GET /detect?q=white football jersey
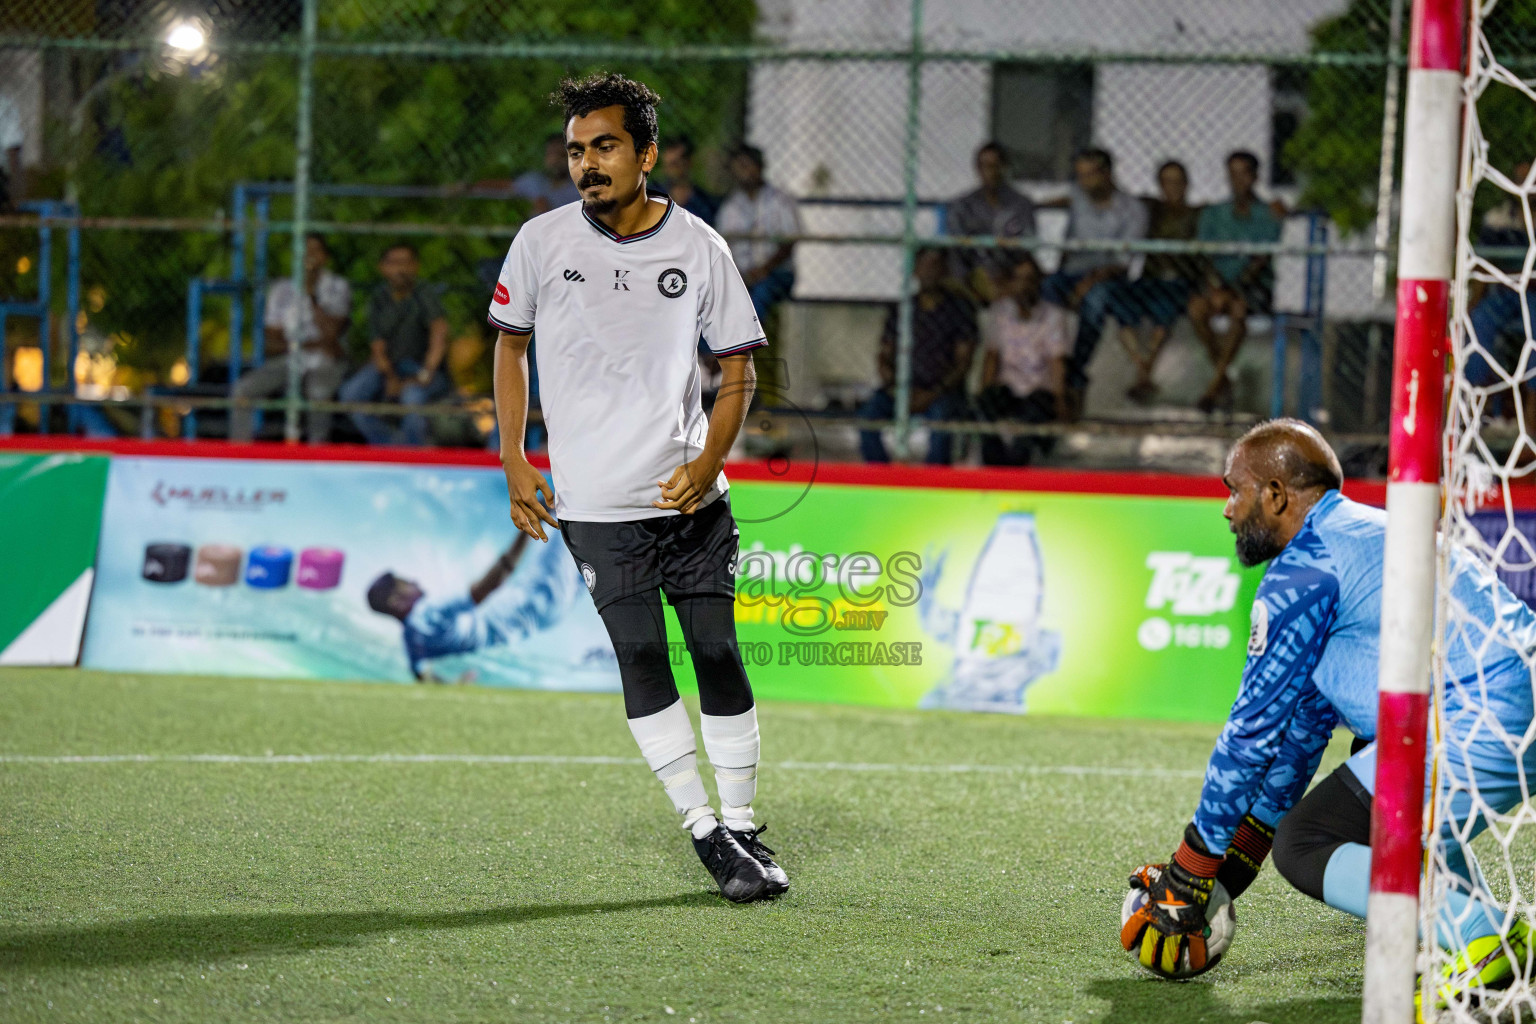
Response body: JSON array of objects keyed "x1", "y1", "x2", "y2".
[{"x1": 489, "y1": 192, "x2": 767, "y2": 522}]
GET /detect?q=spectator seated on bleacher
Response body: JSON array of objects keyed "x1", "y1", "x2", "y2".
[
  {"x1": 338, "y1": 242, "x2": 452, "y2": 447},
  {"x1": 655, "y1": 134, "x2": 720, "y2": 226},
  {"x1": 858, "y1": 248, "x2": 977, "y2": 465},
  {"x1": 1119, "y1": 160, "x2": 1202, "y2": 404},
  {"x1": 1039, "y1": 147, "x2": 1147, "y2": 418},
  {"x1": 510, "y1": 133, "x2": 582, "y2": 215},
  {"x1": 1187, "y1": 150, "x2": 1285, "y2": 415},
  {"x1": 229, "y1": 233, "x2": 351, "y2": 444},
  {"x1": 717, "y1": 144, "x2": 800, "y2": 326},
  {"x1": 946, "y1": 141, "x2": 1036, "y2": 304},
  {"x1": 975, "y1": 254, "x2": 1069, "y2": 467},
  {"x1": 1465, "y1": 157, "x2": 1534, "y2": 417}
]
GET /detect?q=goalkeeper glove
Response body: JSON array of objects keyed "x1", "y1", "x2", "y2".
[
  {"x1": 1120, "y1": 823, "x2": 1223, "y2": 975},
  {"x1": 1215, "y1": 813, "x2": 1275, "y2": 901}
]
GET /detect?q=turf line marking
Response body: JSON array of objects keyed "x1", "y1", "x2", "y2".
[{"x1": 0, "y1": 753, "x2": 1202, "y2": 778}]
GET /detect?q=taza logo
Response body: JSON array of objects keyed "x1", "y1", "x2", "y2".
[{"x1": 1143, "y1": 552, "x2": 1240, "y2": 616}]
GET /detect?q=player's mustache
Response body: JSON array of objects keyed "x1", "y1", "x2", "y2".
[{"x1": 579, "y1": 172, "x2": 610, "y2": 189}]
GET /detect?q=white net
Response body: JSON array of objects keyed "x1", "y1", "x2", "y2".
[{"x1": 1428, "y1": 0, "x2": 1536, "y2": 1019}]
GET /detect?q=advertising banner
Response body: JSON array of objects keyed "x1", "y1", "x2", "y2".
[
  {"x1": 723, "y1": 480, "x2": 1261, "y2": 721},
  {"x1": 83, "y1": 455, "x2": 1263, "y2": 721},
  {"x1": 83, "y1": 456, "x2": 620, "y2": 691},
  {"x1": 0, "y1": 453, "x2": 110, "y2": 666}
]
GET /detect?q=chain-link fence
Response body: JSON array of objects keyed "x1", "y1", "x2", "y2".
[{"x1": 2, "y1": 0, "x2": 1529, "y2": 466}]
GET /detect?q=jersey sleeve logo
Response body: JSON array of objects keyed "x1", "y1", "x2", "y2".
[
  {"x1": 1247, "y1": 599, "x2": 1269, "y2": 657},
  {"x1": 493, "y1": 282, "x2": 510, "y2": 304},
  {"x1": 658, "y1": 268, "x2": 688, "y2": 298}
]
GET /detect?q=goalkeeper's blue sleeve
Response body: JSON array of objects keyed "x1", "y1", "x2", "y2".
[
  {"x1": 1248, "y1": 681, "x2": 1340, "y2": 830},
  {"x1": 1193, "y1": 531, "x2": 1341, "y2": 852}
]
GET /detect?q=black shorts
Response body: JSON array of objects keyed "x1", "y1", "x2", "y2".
[{"x1": 559, "y1": 494, "x2": 740, "y2": 612}]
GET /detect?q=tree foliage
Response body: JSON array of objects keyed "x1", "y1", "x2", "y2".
[
  {"x1": 72, "y1": 0, "x2": 756, "y2": 372},
  {"x1": 1287, "y1": 0, "x2": 1536, "y2": 235}
]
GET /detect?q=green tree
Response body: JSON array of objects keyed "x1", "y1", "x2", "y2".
[
  {"x1": 71, "y1": 0, "x2": 755, "y2": 373},
  {"x1": 1287, "y1": 0, "x2": 1536, "y2": 235}
]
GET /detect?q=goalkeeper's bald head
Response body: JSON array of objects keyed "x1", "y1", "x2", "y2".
[
  {"x1": 1234, "y1": 418, "x2": 1344, "y2": 496},
  {"x1": 1223, "y1": 418, "x2": 1344, "y2": 567}
]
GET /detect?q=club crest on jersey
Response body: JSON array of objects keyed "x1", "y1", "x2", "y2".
[
  {"x1": 658, "y1": 268, "x2": 688, "y2": 298},
  {"x1": 580, "y1": 562, "x2": 597, "y2": 593},
  {"x1": 1248, "y1": 599, "x2": 1269, "y2": 657}
]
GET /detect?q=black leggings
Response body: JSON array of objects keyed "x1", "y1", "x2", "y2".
[
  {"x1": 598, "y1": 591, "x2": 754, "y2": 720},
  {"x1": 1271, "y1": 763, "x2": 1373, "y2": 902}
]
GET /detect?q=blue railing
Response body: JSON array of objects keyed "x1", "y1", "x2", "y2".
[{"x1": 0, "y1": 200, "x2": 82, "y2": 436}]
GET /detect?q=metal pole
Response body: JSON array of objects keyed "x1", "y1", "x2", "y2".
[
  {"x1": 36, "y1": 209, "x2": 52, "y2": 435},
  {"x1": 891, "y1": 0, "x2": 924, "y2": 460},
  {"x1": 1372, "y1": 0, "x2": 1409, "y2": 304},
  {"x1": 285, "y1": 0, "x2": 318, "y2": 443},
  {"x1": 65, "y1": 209, "x2": 81, "y2": 433},
  {"x1": 1361, "y1": 1, "x2": 1463, "y2": 1022}
]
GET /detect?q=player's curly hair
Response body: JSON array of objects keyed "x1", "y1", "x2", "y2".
[{"x1": 551, "y1": 73, "x2": 662, "y2": 154}]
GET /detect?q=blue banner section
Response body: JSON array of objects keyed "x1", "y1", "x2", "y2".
[
  {"x1": 83, "y1": 457, "x2": 621, "y2": 689},
  {"x1": 1469, "y1": 511, "x2": 1536, "y2": 610}
]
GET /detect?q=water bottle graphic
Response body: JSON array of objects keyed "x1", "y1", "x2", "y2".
[{"x1": 918, "y1": 512, "x2": 1061, "y2": 712}]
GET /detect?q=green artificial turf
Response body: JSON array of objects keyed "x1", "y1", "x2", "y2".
[{"x1": 0, "y1": 669, "x2": 1363, "y2": 1023}]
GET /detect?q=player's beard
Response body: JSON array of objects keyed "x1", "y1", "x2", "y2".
[
  {"x1": 579, "y1": 171, "x2": 618, "y2": 215},
  {"x1": 1233, "y1": 507, "x2": 1285, "y2": 567}
]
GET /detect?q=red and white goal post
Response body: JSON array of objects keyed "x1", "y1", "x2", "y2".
[{"x1": 1365, "y1": 0, "x2": 1536, "y2": 1020}]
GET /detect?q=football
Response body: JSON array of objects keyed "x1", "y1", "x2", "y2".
[{"x1": 1120, "y1": 871, "x2": 1236, "y2": 979}]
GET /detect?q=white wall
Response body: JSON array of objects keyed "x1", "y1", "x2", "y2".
[{"x1": 744, "y1": 0, "x2": 1376, "y2": 312}]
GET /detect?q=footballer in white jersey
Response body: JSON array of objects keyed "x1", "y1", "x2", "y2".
[{"x1": 488, "y1": 73, "x2": 785, "y2": 904}]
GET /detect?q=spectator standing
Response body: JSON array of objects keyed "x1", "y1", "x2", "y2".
[
  {"x1": 510, "y1": 133, "x2": 582, "y2": 215},
  {"x1": 716, "y1": 144, "x2": 800, "y2": 325},
  {"x1": 230, "y1": 234, "x2": 351, "y2": 443},
  {"x1": 1188, "y1": 150, "x2": 1284, "y2": 413},
  {"x1": 656, "y1": 135, "x2": 719, "y2": 225},
  {"x1": 338, "y1": 242, "x2": 452, "y2": 446},
  {"x1": 946, "y1": 141, "x2": 1036, "y2": 302},
  {"x1": 975, "y1": 254, "x2": 1070, "y2": 466},
  {"x1": 1119, "y1": 160, "x2": 1202, "y2": 402},
  {"x1": 1040, "y1": 147, "x2": 1147, "y2": 413},
  {"x1": 858, "y1": 248, "x2": 976, "y2": 465}
]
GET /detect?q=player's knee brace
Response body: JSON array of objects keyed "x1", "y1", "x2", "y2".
[
  {"x1": 702, "y1": 706, "x2": 759, "y2": 820},
  {"x1": 674, "y1": 595, "x2": 753, "y2": 717},
  {"x1": 1271, "y1": 767, "x2": 1372, "y2": 903},
  {"x1": 598, "y1": 593, "x2": 679, "y2": 719}
]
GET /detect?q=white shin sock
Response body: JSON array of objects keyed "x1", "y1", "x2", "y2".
[
  {"x1": 628, "y1": 700, "x2": 717, "y2": 838},
  {"x1": 701, "y1": 706, "x2": 759, "y2": 832}
]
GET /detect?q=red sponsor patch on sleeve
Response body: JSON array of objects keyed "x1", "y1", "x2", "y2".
[{"x1": 493, "y1": 282, "x2": 510, "y2": 305}]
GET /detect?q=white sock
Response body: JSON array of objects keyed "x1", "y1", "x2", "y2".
[
  {"x1": 628, "y1": 700, "x2": 717, "y2": 835},
  {"x1": 701, "y1": 706, "x2": 759, "y2": 832}
]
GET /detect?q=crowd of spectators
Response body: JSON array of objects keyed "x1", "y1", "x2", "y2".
[
  {"x1": 225, "y1": 239, "x2": 450, "y2": 446},
  {"x1": 207, "y1": 140, "x2": 1533, "y2": 462},
  {"x1": 215, "y1": 135, "x2": 806, "y2": 449},
  {"x1": 7, "y1": 124, "x2": 1310, "y2": 457},
  {"x1": 846, "y1": 142, "x2": 1291, "y2": 465}
]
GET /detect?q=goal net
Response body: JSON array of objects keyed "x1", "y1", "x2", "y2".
[{"x1": 1428, "y1": 0, "x2": 1536, "y2": 1018}]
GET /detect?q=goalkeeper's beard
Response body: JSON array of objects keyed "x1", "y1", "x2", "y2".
[{"x1": 1233, "y1": 508, "x2": 1285, "y2": 567}]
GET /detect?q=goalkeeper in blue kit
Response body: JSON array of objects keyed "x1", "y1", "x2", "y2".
[{"x1": 1120, "y1": 419, "x2": 1536, "y2": 1010}]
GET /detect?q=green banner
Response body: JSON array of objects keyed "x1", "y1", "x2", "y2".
[
  {"x1": 680, "y1": 480, "x2": 1262, "y2": 722},
  {"x1": 0, "y1": 453, "x2": 110, "y2": 666}
]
